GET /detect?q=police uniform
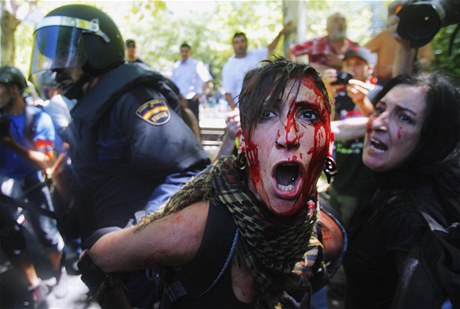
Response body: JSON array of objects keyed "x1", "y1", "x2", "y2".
[{"x1": 67, "y1": 63, "x2": 210, "y2": 241}]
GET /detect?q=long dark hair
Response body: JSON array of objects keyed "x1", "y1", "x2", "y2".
[{"x1": 373, "y1": 72, "x2": 460, "y2": 222}]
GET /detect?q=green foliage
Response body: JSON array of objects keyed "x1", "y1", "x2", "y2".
[
  {"x1": 17, "y1": 0, "x2": 445, "y2": 92},
  {"x1": 430, "y1": 25, "x2": 460, "y2": 80},
  {"x1": 123, "y1": 0, "x2": 285, "y2": 87}
]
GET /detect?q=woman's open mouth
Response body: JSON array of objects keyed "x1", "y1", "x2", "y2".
[
  {"x1": 369, "y1": 137, "x2": 388, "y2": 153},
  {"x1": 273, "y1": 162, "x2": 303, "y2": 198}
]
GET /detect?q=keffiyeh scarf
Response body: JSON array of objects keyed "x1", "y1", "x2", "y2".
[{"x1": 138, "y1": 157, "x2": 322, "y2": 308}]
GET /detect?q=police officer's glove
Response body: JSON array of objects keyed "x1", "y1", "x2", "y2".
[
  {"x1": 78, "y1": 227, "x2": 122, "y2": 297},
  {"x1": 78, "y1": 251, "x2": 107, "y2": 297}
]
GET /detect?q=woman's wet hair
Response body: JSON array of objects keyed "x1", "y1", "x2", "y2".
[
  {"x1": 373, "y1": 72, "x2": 460, "y2": 167},
  {"x1": 238, "y1": 57, "x2": 331, "y2": 140}
]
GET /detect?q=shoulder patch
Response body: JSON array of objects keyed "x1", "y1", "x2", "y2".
[{"x1": 136, "y1": 99, "x2": 171, "y2": 126}]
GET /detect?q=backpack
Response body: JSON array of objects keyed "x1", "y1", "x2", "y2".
[{"x1": 416, "y1": 210, "x2": 460, "y2": 307}]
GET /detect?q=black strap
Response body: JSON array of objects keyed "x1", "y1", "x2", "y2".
[
  {"x1": 160, "y1": 202, "x2": 238, "y2": 307},
  {"x1": 0, "y1": 191, "x2": 56, "y2": 219},
  {"x1": 417, "y1": 209, "x2": 460, "y2": 307}
]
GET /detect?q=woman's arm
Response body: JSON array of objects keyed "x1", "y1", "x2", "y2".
[
  {"x1": 88, "y1": 201, "x2": 210, "y2": 273},
  {"x1": 331, "y1": 117, "x2": 368, "y2": 142}
]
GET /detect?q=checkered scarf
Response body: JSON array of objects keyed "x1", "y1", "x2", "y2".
[{"x1": 138, "y1": 157, "x2": 322, "y2": 308}]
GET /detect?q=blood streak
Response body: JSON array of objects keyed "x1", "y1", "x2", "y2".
[
  {"x1": 397, "y1": 127, "x2": 402, "y2": 139},
  {"x1": 366, "y1": 119, "x2": 373, "y2": 134},
  {"x1": 302, "y1": 122, "x2": 331, "y2": 199},
  {"x1": 302, "y1": 76, "x2": 322, "y2": 98},
  {"x1": 244, "y1": 129, "x2": 261, "y2": 184},
  {"x1": 285, "y1": 104, "x2": 299, "y2": 147}
]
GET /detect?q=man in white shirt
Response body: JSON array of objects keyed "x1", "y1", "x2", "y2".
[
  {"x1": 172, "y1": 43, "x2": 212, "y2": 122},
  {"x1": 222, "y1": 23, "x2": 291, "y2": 109}
]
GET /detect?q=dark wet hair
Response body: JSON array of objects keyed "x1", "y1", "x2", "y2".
[{"x1": 238, "y1": 57, "x2": 331, "y2": 140}]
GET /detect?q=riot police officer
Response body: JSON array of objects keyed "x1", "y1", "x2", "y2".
[
  {"x1": 30, "y1": 4, "x2": 210, "y2": 241},
  {"x1": 29, "y1": 4, "x2": 210, "y2": 307}
]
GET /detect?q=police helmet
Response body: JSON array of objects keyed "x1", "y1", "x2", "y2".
[
  {"x1": 0, "y1": 66, "x2": 28, "y2": 93},
  {"x1": 29, "y1": 4, "x2": 125, "y2": 78}
]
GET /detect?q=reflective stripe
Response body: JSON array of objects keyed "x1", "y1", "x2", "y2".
[{"x1": 35, "y1": 16, "x2": 110, "y2": 43}]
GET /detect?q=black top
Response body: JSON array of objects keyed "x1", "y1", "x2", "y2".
[
  {"x1": 67, "y1": 63, "x2": 210, "y2": 240},
  {"x1": 164, "y1": 199, "x2": 252, "y2": 309},
  {"x1": 344, "y1": 198, "x2": 424, "y2": 308},
  {"x1": 330, "y1": 92, "x2": 374, "y2": 197},
  {"x1": 344, "y1": 185, "x2": 448, "y2": 308}
]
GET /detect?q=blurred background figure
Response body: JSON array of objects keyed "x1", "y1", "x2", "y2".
[
  {"x1": 365, "y1": 29, "x2": 434, "y2": 86},
  {"x1": 222, "y1": 22, "x2": 291, "y2": 109},
  {"x1": 289, "y1": 12, "x2": 358, "y2": 74},
  {"x1": 171, "y1": 42, "x2": 213, "y2": 123},
  {"x1": 125, "y1": 38, "x2": 147, "y2": 65},
  {"x1": 0, "y1": 65, "x2": 67, "y2": 307}
]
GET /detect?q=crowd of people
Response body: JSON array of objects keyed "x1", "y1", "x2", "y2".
[{"x1": 0, "y1": 1, "x2": 459, "y2": 308}]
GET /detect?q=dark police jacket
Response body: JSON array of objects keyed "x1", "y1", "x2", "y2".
[{"x1": 66, "y1": 63, "x2": 210, "y2": 240}]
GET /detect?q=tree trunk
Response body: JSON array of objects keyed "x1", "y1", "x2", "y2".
[
  {"x1": 282, "y1": 0, "x2": 307, "y2": 62},
  {"x1": 1, "y1": 8, "x2": 20, "y2": 66}
]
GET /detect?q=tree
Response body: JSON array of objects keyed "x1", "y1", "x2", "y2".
[
  {"x1": 430, "y1": 25, "x2": 460, "y2": 79},
  {"x1": 0, "y1": 0, "x2": 37, "y2": 66}
]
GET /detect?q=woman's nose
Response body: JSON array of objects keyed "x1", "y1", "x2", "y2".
[
  {"x1": 371, "y1": 112, "x2": 388, "y2": 132},
  {"x1": 276, "y1": 122, "x2": 300, "y2": 149}
]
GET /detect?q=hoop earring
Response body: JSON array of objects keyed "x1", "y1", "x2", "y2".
[
  {"x1": 323, "y1": 157, "x2": 337, "y2": 184},
  {"x1": 235, "y1": 152, "x2": 248, "y2": 171}
]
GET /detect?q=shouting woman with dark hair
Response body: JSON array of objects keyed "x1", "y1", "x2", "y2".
[
  {"x1": 344, "y1": 72, "x2": 460, "y2": 308},
  {"x1": 77, "y1": 58, "x2": 345, "y2": 308}
]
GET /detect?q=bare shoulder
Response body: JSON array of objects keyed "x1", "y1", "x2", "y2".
[{"x1": 318, "y1": 210, "x2": 344, "y2": 263}]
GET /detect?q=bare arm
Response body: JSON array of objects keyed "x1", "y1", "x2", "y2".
[
  {"x1": 88, "y1": 201, "x2": 210, "y2": 273},
  {"x1": 267, "y1": 21, "x2": 293, "y2": 56},
  {"x1": 387, "y1": 0, "x2": 417, "y2": 76},
  {"x1": 331, "y1": 117, "x2": 368, "y2": 142},
  {"x1": 225, "y1": 93, "x2": 237, "y2": 110},
  {"x1": 1, "y1": 135, "x2": 54, "y2": 171},
  {"x1": 215, "y1": 109, "x2": 240, "y2": 161}
]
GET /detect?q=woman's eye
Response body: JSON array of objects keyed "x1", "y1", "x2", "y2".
[
  {"x1": 398, "y1": 113, "x2": 413, "y2": 124},
  {"x1": 259, "y1": 110, "x2": 276, "y2": 120},
  {"x1": 299, "y1": 109, "x2": 318, "y2": 121}
]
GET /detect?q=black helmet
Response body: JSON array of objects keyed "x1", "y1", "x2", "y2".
[
  {"x1": 0, "y1": 65, "x2": 28, "y2": 93},
  {"x1": 29, "y1": 4, "x2": 125, "y2": 77}
]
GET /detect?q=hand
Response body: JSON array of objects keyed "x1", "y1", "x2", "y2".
[
  {"x1": 347, "y1": 79, "x2": 372, "y2": 102},
  {"x1": 322, "y1": 69, "x2": 341, "y2": 101},
  {"x1": 347, "y1": 79, "x2": 375, "y2": 116},
  {"x1": 225, "y1": 108, "x2": 241, "y2": 140},
  {"x1": 322, "y1": 69, "x2": 338, "y2": 86},
  {"x1": 281, "y1": 20, "x2": 293, "y2": 35},
  {"x1": 387, "y1": 0, "x2": 410, "y2": 47}
]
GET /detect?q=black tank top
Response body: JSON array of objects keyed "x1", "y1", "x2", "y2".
[{"x1": 163, "y1": 200, "x2": 253, "y2": 308}]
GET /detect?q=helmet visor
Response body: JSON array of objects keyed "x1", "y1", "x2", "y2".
[{"x1": 29, "y1": 25, "x2": 87, "y2": 76}]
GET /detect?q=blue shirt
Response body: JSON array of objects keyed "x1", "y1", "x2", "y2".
[{"x1": 0, "y1": 106, "x2": 55, "y2": 180}]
